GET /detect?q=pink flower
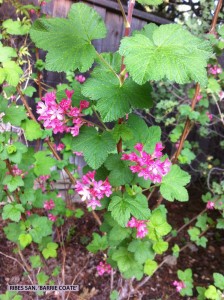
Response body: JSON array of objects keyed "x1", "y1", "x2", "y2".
[
  {"x1": 65, "y1": 89, "x2": 74, "y2": 100},
  {"x1": 208, "y1": 65, "x2": 222, "y2": 75},
  {"x1": 59, "y1": 99, "x2": 71, "y2": 111},
  {"x1": 206, "y1": 201, "x2": 215, "y2": 209},
  {"x1": 11, "y1": 165, "x2": 23, "y2": 176},
  {"x1": 29, "y1": 9, "x2": 36, "y2": 14},
  {"x1": 75, "y1": 171, "x2": 112, "y2": 210},
  {"x1": 206, "y1": 112, "x2": 213, "y2": 121},
  {"x1": 96, "y1": 262, "x2": 112, "y2": 276},
  {"x1": 219, "y1": 91, "x2": 224, "y2": 101},
  {"x1": 127, "y1": 217, "x2": 148, "y2": 239},
  {"x1": 173, "y1": 280, "x2": 186, "y2": 292},
  {"x1": 73, "y1": 151, "x2": 83, "y2": 156},
  {"x1": 44, "y1": 199, "x2": 55, "y2": 210},
  {"x1": 80, "y1": 100, "x2": 89, "y2": 110},
  {"x1": 122, "y1": 142, "x2": 171, "y2": 184},
  {"x1": 26, "y1": 211, "x2": 31, "y2": 216},
  {"x1": 48, "y1": 214, "x2": 57, "y2": 222},
  {"x1": 56, "y1": 143, "x2": 65, "y2": 151},
  {"x1": 196, "y1": 93, "x2": 203, "y2": 102},
  {"x1": 75, "y1": 75, "x2": 86, "y2": 83},
  {"x1": 40, "y1": 1, "x2": 46, "y2": 6}
]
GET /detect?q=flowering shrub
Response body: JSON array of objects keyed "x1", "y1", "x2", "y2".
[{"x1": 0, "y1": 0, "x2": 224, "y2": 299}]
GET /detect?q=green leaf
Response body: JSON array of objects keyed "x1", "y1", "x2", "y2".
[
  {"x1": 23, "y1": 86, "x2": 36, "y2": 97},
  {"x1": 21, "y1": 120, "x2": 42, "y2": 141},
  {"x1": 144, "y1": 259, "x2": 158, "y2": 276},
  {"x1": 178, "y1": 268, "x2": 193, "y2": 282},
  {"x1": 204, "y1": 285, "x2": 219, "y2": 300},
  {"x1": 29, "y1": 216, "x2": 52, "y2": 243},
  {"x1": 30, "y1": 3, "x2": 107, "y2": 72},
  {"x1": 33, "y1": 151, "x2": 56, "y2": 176},
  {"x1": 137, "y1": 0, "x2": 163, "y2": 5},
  {"x1": 112, "y1": 123, "x2": 133, "y2": 143},
  {"x1": 160, "y1": 165, "x2": 191, "y2": 202},
  {"x1": 4, "y1": 222, "x2": 24, "y2": 243},
  {"x1": 110, "y1": 290, "x2": 119, "y2": 300},
  {"x1": 71, "y1": 127, "x2": 116, "y2": 169},
  {"x1": 18, "y1": 233, "x2": 32, "y2": 248},
  {"x1": 2, "y1": 203, "x2": 24, "y2": 222},
  {"x1": 2, "y1": 19, "x2": 30, "y2": 35},
  {"x1": 20, "y1": 188, "x2": 36, "y2": 205},
  {"x1": 196, "y1": 214, "x2": 208, "y2": 231},
  {"x1": 196, "y1": 287, "x2": 206, "y2": 300},
  {"x1": 108, "y1": 225, "x2": 132, "y2": 246},
  {"x1": 148, "y1": 209, "x2": 171, "y2": 240},
  {"x1": 128, "y1": 240, "x2": 154, "y2": 264},
  {"x1": 125, "y1": 114, "x2": 149, "y2": 148},
  {"x1": 144, "y1": 126, "x2": 161, "y2": 154},
  {"x1": 104, "y1": 154, "x2": 134, "y2": 186},
  {"x1": 0, "y1": 61, "x2": 23, "y2": 86},
  {"x1": 2, "y1": 103, "x2": 27, "y2": 126},
  {"x1": 42, "y1": 242, "x2": 58, "y2": 259},
  {"x1": 86, "y1": 233, "x2": 108, "y2": 253},
  {"x1": 119, "y1": 23, "x2": 212, "y2": 86},
  {"x1": 152, "y1": 240, "x2": 168, "y2": 254},
  {"x1": 37, "y1": 272, "x2": 49, "y2": 285},
  {"x1": 213, "y1": 273, "x2": 224, "y2": 290},
  {"x1": 3, "y1": 175, "x2": 24, "y2": 192},
  {"x1": 108, "y1": 193, "x2": 150, "y2": 227},
  {"x1": 29, "y1": 255, "x2": 43, "y2": 268},
  {"x1": 82, "y1": 63, "x2": 152, "y2": 122},
  {"x1": 112, "y1": 247, "x2": 136, "y2": 273},
  {"x1": 0, "y1": 44, "x2": 17, "y2": 62},
  {"x1": 216, "y1": 219, "x2": 224, "y2": 229},
  {"x1": 188, "y1": 227, "x2": 200, "y2": 242}
]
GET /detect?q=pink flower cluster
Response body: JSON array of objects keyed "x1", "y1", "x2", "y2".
[
  {"x1": 43, "y1": 199, "x2": 57, "y2": 222},
  {"x1": 206, "y1": 201, "x2": 215, "y2": 210},
  {"x1": 11, "y1": 165, "x2": 23, "y2": 176},
  {"x1": 96, "y1": 262, "x2": 112, "y2": 276},
  {"x1": 36, "y1": 90, "x2": 89, "y2": 136},
  {"x1": 44, "y1": 199, "x2": 55, "y2": 210},
  {"x1": 127, "y1": 217, "x2": 148, "y2": 238},
  {"x1": 37, "y1": 175, "x2": 50, "y2": 192},
  {"x1": 75, "y1": 75, "x2": 86, "y2": 83},
  {"x1": 75, "y1": 171, "x2": 112, "y2": 210},
  {"x1": 121, "y1": 143, "x2": 171, "y2": 184},
  {"x1": 54, "y1": 143, "x2": 65, "y2": 151},
  {"x1": 173, "y1": 280, "x2": 186, "y2": 292},
  {"x1": 208, "y1": 64, "x2": 222, "y2": 75}
]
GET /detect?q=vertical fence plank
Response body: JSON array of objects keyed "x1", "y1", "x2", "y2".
[{"x1": 102, "y1": 11, "x2": 124, "y2": 52}]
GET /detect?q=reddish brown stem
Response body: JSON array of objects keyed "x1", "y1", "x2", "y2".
[{"x1": 172, "y1": 83, "x2": 200, "y2": 164}]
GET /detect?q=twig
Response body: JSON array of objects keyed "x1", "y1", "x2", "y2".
[
  {"x1": 0, "y1": 251, "x2": 33, "y2": 284},
  {"x1": 65, "y1": 259, "x2": 89, "y2": 300},
  {"x1": 117, "y1": 0, "x2": 128, "y2": 27}
]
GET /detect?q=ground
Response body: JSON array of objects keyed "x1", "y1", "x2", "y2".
[{"x1": 0, "y1": 184, "x2": 224, "y2": 300}]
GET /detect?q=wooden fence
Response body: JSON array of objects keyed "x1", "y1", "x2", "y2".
[{"x1": 40, "y1": 0, "x2": 170, "y2": 52}]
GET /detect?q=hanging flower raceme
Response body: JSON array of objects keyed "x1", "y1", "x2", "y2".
[
  {"x1": 127, "y1": 217, "x2": 148, "y2": 238},
  {"x1": 121, "y1": 142, "x2": 171, "y2": 184},
  {"x1": 36, "y1": 90, "x2": 90, "y2": 136},
  {"x1": 75, "y1": 171, "x2": 112, "y2": 210}
]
